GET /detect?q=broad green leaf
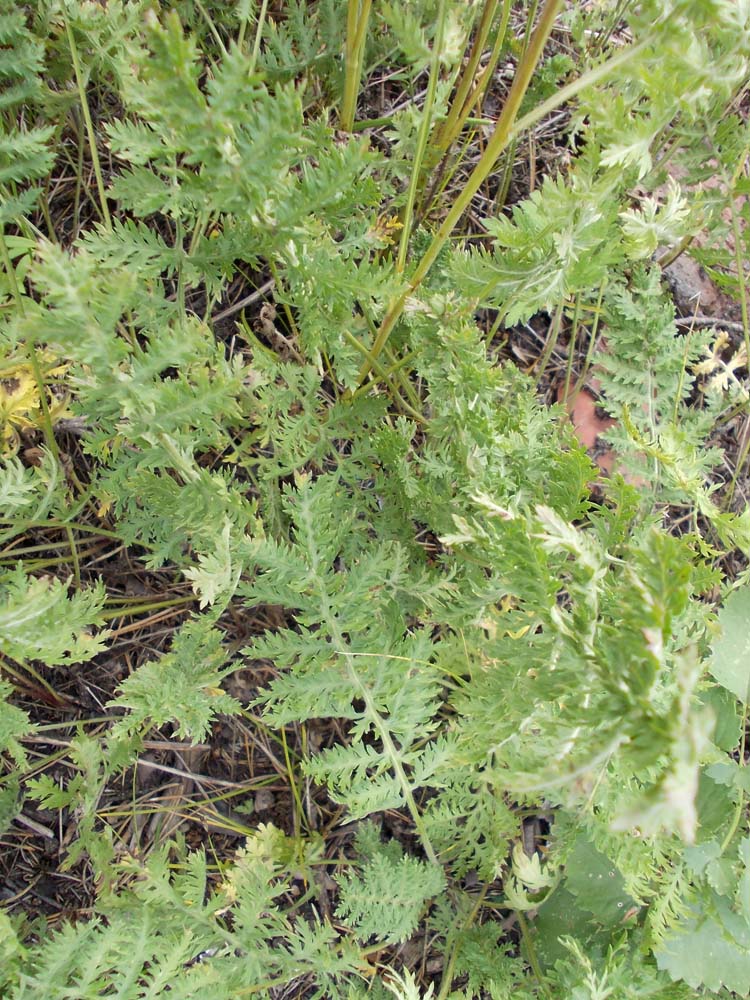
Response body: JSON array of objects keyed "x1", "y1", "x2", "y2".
[
  {"x1": 710, "y1": 586, "x2": 750, "y2": 703},
  {"x1": 701, "y1": 685, "x2": 742, "y2": 751},
  {"x1": 657, "y1": 897, "x2": 750, "y2": 994},
  {"x1": 564, "y1": 837, "x2": 636, "y2": 926}
]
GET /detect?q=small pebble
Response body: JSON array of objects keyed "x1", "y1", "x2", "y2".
[{"x1": 254, "y1": 788, "x2": 275, "y2": 812}]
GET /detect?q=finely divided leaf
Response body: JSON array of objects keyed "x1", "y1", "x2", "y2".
[
  {"x1": 0, "y1": 567, "x2": 108, "y2": 666},
  {"x1": 336, "y1": 845, "x2": 445, "y2": 944},
  {"x1": 111, "y1": 617, "x2": 241, "y2": 742}
]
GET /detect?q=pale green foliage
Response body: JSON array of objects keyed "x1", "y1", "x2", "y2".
[
  {"x1": 0, "y1": 680, "x2": 31, "y2": 766},
  {"x1": 443, "y1": 919, "x2": 527, "y2": 999},
  {"x1": 4, "y1": 830, "x2": 362, "y2": 1000},
  {"x1": 504, "y1": 841, "x2": 557, "y2": 911},
  {"x1": 11, "y1": 240, "x2": 260, "y2": 577},
  {"x1": 548, "y1": 936, "x2": 695, "y2": 1000},
  {"x1": 595, "y1": 267, "x2": 750, "y2": 549},
  {"x1": 0, "y1": 449, "x2": 67, "y2": 523},
  {"x1": 108, "y1": 14, "x2": 307, "y2": 223},
  {"x1": 647, "y1": 590, "x2": 750, "y2": 993},
  {"x1": 596, "y1": 267, "x2": 715, "y2": 477},
  {"x1": 450, "y1": 0, "x2": 750, "y2": 334},
  {"x1": 0, "y1": 0, "x2": 54, "y2": 220},
  {"x1": 0, "y1": 565, "x2": 107, "y2": 665},
  {"x1": 1, "y1": 1, "x2": 749, "y2": 998},
  {"x1": 26, "y1": 732, "x2": 118, "y2": 872},
  {"x1": 242, "y1": 472, "x2": 453, "y2": 819},
  {"x1": 335, "y1": 823, "x2": 446, "y2": 943},
  {"x1": 619, "y1": 179, "x2": 693, "y2": 261},
  {"x1": 380, "y1": 3, "x2": 433, "y2": 68},
  {"x1": 111, "y1": 617, "x2": 242, "y2": 743},
  {"x1": 709, "y1": 585, "x2": 750, "y2": 703},
  {"x1": 259, "y1": 0, "x2": 344, "y2": 93},
  {"x1": 450, "y1": 167, "x2": 625, "y2": 324}
]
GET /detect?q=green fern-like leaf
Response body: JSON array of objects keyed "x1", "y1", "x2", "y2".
[
  {"x1": 0, "y1": 566, "x2": 107, "y2": 666},
  {"x1": 336, "y1": 824, "x2": 445, "y2": 944},
  {"x1": 0, "y1": 680, "x2": 31, "y2": 766},
  {"x1": 111, "y1": 616, "x2": 241, "y2": 742}
]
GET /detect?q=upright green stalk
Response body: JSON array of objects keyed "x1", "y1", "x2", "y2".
[
  {"x1": 247, "y1": 0, "x2": 270, "y2": 73},
  {"x1": 357, "y1": 0, "x2": 563, "y2": 385},
  {"x1": 356, "y1": 9, "x2": 649, "y2": 387},
  {"x1": 399, "y1": 0, "x2": 562, "y2": 287},
  {"x1": 419, "y1": 0, "x2": 511, "y2": 221},
  {"x1": 518, "y1": 910, "x2": 554, "y2": 1000},
  {"x1": 341, "y1": 0, "x2": 372, "y2": 132},
  {"x1": 710, "y1": 135, "x2": 750, "y2": 505},
  {"x1": 720, "y1": 702, "x2": 748, "y2": 854},
  {"x1": 729, "y1": 189, "x2": 750, "y2": 375},
  {"x1": 452, "y1": 0, "x2": 512, "y2": 141},
  {"x1": 62, "y1": 6, "x2": 111, "y2": 230},
  {"x1": 396, "y1": 0, "x2": 448, "y2": 274},
  {"x1": 432, "y1": 0, "x2": 504, "y2": 155}
]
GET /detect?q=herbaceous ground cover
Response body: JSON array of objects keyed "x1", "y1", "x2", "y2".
[{"x1": 2, "y1": 2, "x2": 750, "y2": 997}]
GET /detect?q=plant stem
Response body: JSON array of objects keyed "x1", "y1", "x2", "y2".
[
  {"x1": 561, "y1": 293, "x2": 582, "y2": 402},
  {"x1": 356, "y1": 0, "x2": 563, "y2": 385},
  {"x1": 535, "y1": 300, "x2": 564, "y2": 383},
  {"x1": 655, "y1": 232, "x2": 693, "y2": 269},
  {"x1": 434, "y1": 0, "x2": 512, "y2": 184},
  {"x1": 396, "y1": 0, "x2": 448, "y2": 274},
  {"x1": 436, "y1": 884, "x2": 488, "y2": 1000},
  {"x1": 341, "y1": 330, "x2": 425, "y2": 422},
  {"x1": 247, "y1": 0, "x2": 269, "y2": 73},
  {"x1": 63, "y1": 7, "x2": 111, "y2": 229},
  {"x1": 729, "y1": 189, "x2": 750, "y2": 381},
  {"x1": 433, "y1": 0, "x2": 505, "y2": 157},
  {"x1": 193, "y1": 0, "x2": 227, "y2": 56},
  {"x1": 99, "y1": 595, "x2": 196, "y2": 620},
  {"x1": 280, "y1": 725, "x2": 305, "y2": 845},
  {"x1": 3, "y1": 541, "x2": 102, "y2": 572},
  {"x1": 572, "y1": 279, "x2": 607, "y2": 398},
  {"x1": 1, "y1": 652, "x2": 69, "y2": 706},
  {"x1": 518, "y1": 910, "x2": 553, "y2": 999},
  {"x1": 341, "y1": 0, "x2": 372, "y2": 132},
  {"x1": 0, "y1": 519, "x2": 123, "y2": 540}
]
